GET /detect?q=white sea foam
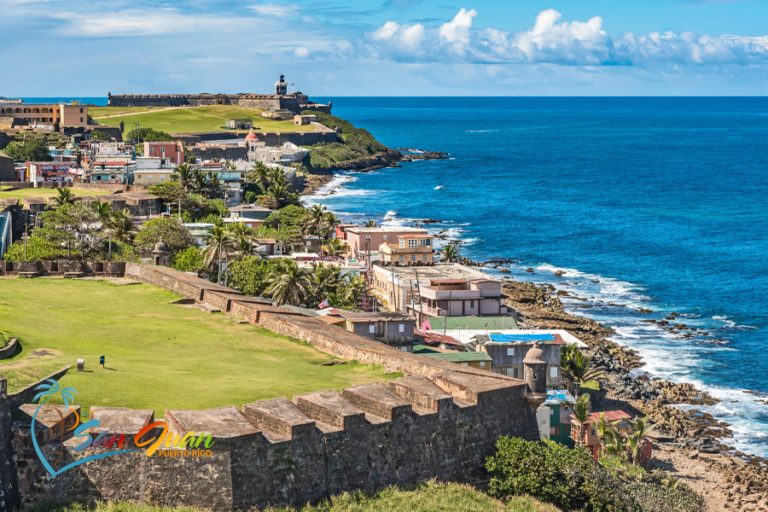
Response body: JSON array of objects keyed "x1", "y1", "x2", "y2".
[{"x1": 301, "y1": 168, "x2": 768, "y2": 456}]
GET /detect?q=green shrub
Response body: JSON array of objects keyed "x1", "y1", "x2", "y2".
[
  {"x1": 134, "y1": 217, "x2": 194, "y2": 255},
  {"x1": 3, "y1": 236, "x2": 71, "y2": 262},
  {"x1": 171, "y1": 247, "x2": 205, "y2": 273},
  {"x1": 486, "y1": 437, "x2": 702, "y2": 512}
]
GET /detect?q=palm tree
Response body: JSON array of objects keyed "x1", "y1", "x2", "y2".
[
  {"x1": 363, "y1": 219, "x2": 378, "y2": 228},
  {"x1": 91, "y1": 200, "x2": 112, "y2": 223},
  {"x1": 52, "y1": 188, "x2": 75, "y2": 208},
  {"x1": 306, "y1": 264, "x2": 341, "y2": 307},
  {"x1": 264, "y1": 180, "x2": 294, "y2": 209},
  {"x1": 266, "y1": 262, "x2": 309, "y2": 306},
  {"x1": 246, "y1": 163, "x2": 272, "y2": 194},
  {"x1": 107, "y1": 208, "x2": 135, "y2": 243},
  {"x1": 441, "y1": 242, "x2": 460, "y2": 263},
  {"x1": 571, "y1": 393, "x2": 591, "y2": 446},
  {"x1": 203, "y1": 225, "x2": 235, "y2": 284},
  {"x1": 322, "y1": 238, "x2": 347, "y2": 259},
  {"x1": 173, "y1": 163, "x2": 194, "y2": 191},
  {"x1": 229, "y1": 223, "x2": 254, "y2": 257},
  {"x1": 561, "y1": 344, "x2": 604, "y2": 398},
  {"x1": 305, "y1": 205, "x2": 329, "y2": 237},
  {"x1": 626, "y1": 417, "x2": 655, "y2": 465},
  {"x1": 344, "y1": 274, "x2": 367, "y2": 310}
]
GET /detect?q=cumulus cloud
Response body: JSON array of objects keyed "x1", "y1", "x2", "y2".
[
  {"x1": 368, "y1": 7, "x2": 768, "y2": 67},
  {"x1": 370, "y1": 20, "x2": 425, "y2": 51},
  {"x1": 438, "y1": 8, "x2": 476, "y2": 52}
]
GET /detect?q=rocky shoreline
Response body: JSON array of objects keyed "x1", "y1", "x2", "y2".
[{"x1": 500, "y1": 278, "x2": 768, "y2": 511}]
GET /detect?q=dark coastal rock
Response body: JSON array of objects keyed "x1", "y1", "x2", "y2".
[{"x1": 397, "y1": 148, "x2": 450, "y2": 161}]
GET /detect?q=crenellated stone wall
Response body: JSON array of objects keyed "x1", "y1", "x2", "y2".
[
  {"x1": 2, "y1": 264, "x2": 540, "y2": 511},
  {"x1": 0, "y1": 380, "x2": 19, "y2": 512}
]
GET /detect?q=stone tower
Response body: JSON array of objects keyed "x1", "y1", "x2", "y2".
[
  {"x1": 523, "y1": 343, "x2": 548, "y2": 409},
  {"x1": 275, "y1": 74, "x2": 288, "y2": 96},
  {"x1": 152, "y1": 238, "x2": 170, "y2": 266}
]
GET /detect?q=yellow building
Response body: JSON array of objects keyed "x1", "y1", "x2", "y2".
[
  {"x1": 0, "y1": 103, "x2": 88, "y2": 130},
  {"x1": 380, "y1": 233, "x2": 434, "y2": 266}
]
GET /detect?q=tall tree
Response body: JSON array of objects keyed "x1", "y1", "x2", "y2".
[
  {"x1": 441, "y1": 242, "x2": 460, "y2": 263},
  {"x1": 202, "y1": 225, "x2": 235, "y2": 283},
  {"x1": 561, "y1": 344, "x2": 604, "y2": 398},
  {"x1": 51, "y1": 188, "x2": 75, "y2": 208},
  {"x1": 266, "y1": 261, "x2": 309, "y2": 306}
]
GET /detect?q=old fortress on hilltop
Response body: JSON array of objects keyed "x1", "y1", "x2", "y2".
[{"x1": 107, "y1": 74, "x2": 331, "y2": 113}]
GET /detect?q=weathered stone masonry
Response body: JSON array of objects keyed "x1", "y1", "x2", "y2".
[{"x1": 1, "y1": 264, "x2": 541, "y2": 510}]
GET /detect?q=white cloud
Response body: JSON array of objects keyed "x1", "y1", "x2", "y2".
[
  {"x1": 293, "y1": 46, "x2": 310, "y2": 58},
  {"x1": 249, "y1": 4, "x2": 298, "y2": 17},
  {"x1": 370, "y1": 21, "x2": 425, "y2": 51},
  {"x1": 438, "y1": 8, "x2": 476, "y2": 52},
  {"x1": 368, "y1": 8, "x2": 768, "y2": 67}
]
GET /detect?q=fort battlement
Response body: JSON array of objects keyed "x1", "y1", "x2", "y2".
[{"x1": 0, "y1": 264, "x2": 540, "y2": 511}]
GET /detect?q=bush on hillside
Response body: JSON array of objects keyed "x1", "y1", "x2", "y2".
[
  {"x1": 124, "y1": 127, "x2": 172, "y2": 142},
  {"x1": 133, "y1": 217, "x2": 194, "y2": 255},
  {"x1": 486, "y1": 437, "x2": 703, "y2": 512},
  {"x1": 171, "y1": 247, "x2": 206, "y2": 273},
  {"x1": 303, "y1": 111, "x2": 388, "y2": 170},
  {"x1": 3, "y1": 138, "x2": 51, "y2": 162}
]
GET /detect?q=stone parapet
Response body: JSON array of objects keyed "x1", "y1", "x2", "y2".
[{"x1": 14, "y1": 368, "x2": 538, "y2": 510}]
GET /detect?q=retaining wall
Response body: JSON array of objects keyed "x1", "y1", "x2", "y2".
[{"x1": 3, "y1": 264, "x2": 539, "y2": 511}]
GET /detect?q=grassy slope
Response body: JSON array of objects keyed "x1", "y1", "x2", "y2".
[
  {"x1": 0, "y1": 187, "x2": 112, "y2": 201},
  {"x1": 90, "y1": 105, "x2": 319, "y2": 136},
  {"x1": 303, "y1": 111, "x2": 392, "y2": 171},
  {"x1": 28, "y1": 482, "x2": 561, "y2": 512},
  {"x1": 0, "y1": 279, "x2": 392, "y2": 411}
]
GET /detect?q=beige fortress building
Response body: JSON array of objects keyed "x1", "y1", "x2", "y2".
[{"x1": 0, "y1": 102, "x2": 89, "y2": 131}]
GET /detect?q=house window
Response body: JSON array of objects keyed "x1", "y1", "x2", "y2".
[
  {"x1": 462, "y1": 363, "x2": 469, "y2": 367},
  {"x1": 399, "y1": 239, "x2": 405, "y2": 248},
  {"x1": 421, "y1": 239, "x2": 431, "y2": 246},
  {"x1": 504, "y1": 367, "x2": 514, "y2": 377},
  {"x1": 398, "y1": 323, "x2": 405, "y2": 333},
  {"x1": 479, "y1": 362, "x2": 486, "y2": 368},
  {"x1": 469, "y1": 300, "x2": 475, "y2": 308},
  {"x1": 408, "y1": 238, "x2": 418, "y2": 248},
  {"x1": 506, "y1": 347, "x2": 515, "y2": 356},
  {"x1": 549, "y1": 367, "x2": 558, "y2": 378},
  {"x1": 368, "y1": 325, "x2": 375, "y2": 334}
]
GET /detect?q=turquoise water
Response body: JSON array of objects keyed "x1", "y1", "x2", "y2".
[{"x1": 305, "y1": 97, "x2": 768, "y2": 457}]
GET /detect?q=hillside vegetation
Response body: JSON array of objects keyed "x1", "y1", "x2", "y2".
[
  {"x1": 29, "y1": 482, "x2": 560, "y2": 512},
  {"x1": 303, "y1": 111, "x2": 399, "y2": 171}
]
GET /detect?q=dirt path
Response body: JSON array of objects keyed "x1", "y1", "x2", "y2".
[{"x1": 93, "y1": 106, "x2": 186, "y2": 120}]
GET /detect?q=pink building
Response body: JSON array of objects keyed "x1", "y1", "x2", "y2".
[
  {"x1": 344, "y1": 226, "x2": 430, "y2": 258},
  {"x1": 144, "y1": 141, "x2": 184, "y2": 166}
]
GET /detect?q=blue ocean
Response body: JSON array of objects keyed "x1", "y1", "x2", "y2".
[{"x1": 304, "y1": 97, "x2": 768, "y2": 457}]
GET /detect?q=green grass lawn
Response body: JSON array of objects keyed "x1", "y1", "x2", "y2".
[
  {"x1": 0, "y1": 278, "x2": 392, "y2": 412},
  {"x1": 0, "y1": 187, "x2": 112, "y2": 202},
  {"x1": 90, "y1": 105, "x2": 319, "y2": 136},
  {"x1": 27, "y1": 482, "x2": 561, "y2": 512}
]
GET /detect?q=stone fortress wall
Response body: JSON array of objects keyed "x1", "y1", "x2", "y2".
[
  {"x1": 107, "y1": 93, "x2": 331, "y2": 114},
  {"x1": 0, "y1": 265, "x2": 541, "y2": 511}
]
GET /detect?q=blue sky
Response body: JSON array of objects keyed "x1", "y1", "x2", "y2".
[{"x1": 1, "y1": 0, "x2": 767, "y2": 96}]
